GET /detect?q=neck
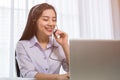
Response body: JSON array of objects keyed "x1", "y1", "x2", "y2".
[
  {"x1": 36, "y1": 33, "x2": 49, "y2": 49},
  {"x1": 36, "y1": 34, "x2": 49, "y2": 43}
]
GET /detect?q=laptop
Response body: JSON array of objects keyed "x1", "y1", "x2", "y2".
[{"x1": 70, "y1": 39, "x2": 120, "y2": 80}]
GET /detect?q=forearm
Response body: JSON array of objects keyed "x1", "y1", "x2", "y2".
[
  {"x1": 62, "y1": 43, "x2": 70, "y2": 66},
  {"x1": 34, "y1": 73, "x2": 59, "y2": 80}
]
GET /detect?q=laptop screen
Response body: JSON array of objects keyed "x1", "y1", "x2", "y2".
[{"x1": 70, "y1": 39, "x2": 120, "y2": 80}]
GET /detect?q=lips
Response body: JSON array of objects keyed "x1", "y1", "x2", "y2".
[{"x1": 45, "y1": 27, "x2": 53, "y2": 32}]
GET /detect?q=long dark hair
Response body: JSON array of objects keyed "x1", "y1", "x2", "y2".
[{"x1": 20, "y1": 3, "x2": 57, "y2": 41}]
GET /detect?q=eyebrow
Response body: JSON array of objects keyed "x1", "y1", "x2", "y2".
[{"x1": 41, "y1": 16, "x2": 56, "y2": 18}]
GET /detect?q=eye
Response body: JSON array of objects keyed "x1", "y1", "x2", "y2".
[
  {"x1": 52, "y1": 18, "x2": 56, "y2": 22},
  {"x1": 43, "y1": 18, "x2": 48, "y2": 21}
]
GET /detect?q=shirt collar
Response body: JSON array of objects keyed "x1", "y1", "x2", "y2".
[{"x1": 29, "y1": 36, "x2": 59, "y2": 48}]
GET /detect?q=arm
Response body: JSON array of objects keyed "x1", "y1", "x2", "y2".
[
  {"x1": 61, "y1": 42, "x2": 70, "y2": 66},
  {"x1": 34, "y1": 73, "x2": 69, "y2": 80},
  {"x1": 54, "y1": 30, "x2": 70, "y2": 66},
  {"x1": 16, "y1": 41, "x2": 38, "y2": 78}
]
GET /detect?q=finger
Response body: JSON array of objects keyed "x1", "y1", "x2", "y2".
[
  {"x1": 67, "y1": 75, "x2": 70, "y2": 79},
  {"x1": 54, "y1": 29, "x2": 64, "y2": 34},
  {"x1": 53, "y1": 30, "x2": 59, "y2": 39},
  {"x1": 63, "y1": 73, "x2": 70, "y2": 79},
  {"x1": 54, "y1": 33, "x2": 60, "y2": 39},
  {"x1": 59, "y1": 33, "x2": 65, "y2": 38},
  {"x1": 54, "y1": 30, "x2": 63, "y2": 39}
]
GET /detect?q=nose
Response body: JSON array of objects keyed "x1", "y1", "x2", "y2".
[
  {"x1": 48, "y1": 20, "x2": 54, "y2": 26},
  {"x1": 48, "y1": 20, "x2": 56, "y2": 29}
]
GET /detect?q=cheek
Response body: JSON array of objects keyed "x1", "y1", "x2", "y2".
[
  {"x1": 37, "y1": 25, "x2": 44, "y2": 32},
  {"x1": 36, "y1": 25, "x2": 43, "y2": 34},
  {"x1": 37, "y1": 22, "x2": 46, "y2": 29}
]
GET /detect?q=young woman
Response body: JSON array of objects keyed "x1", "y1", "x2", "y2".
[{"x1": 15, "y1": 3, "x2": 70, "y2": 80}]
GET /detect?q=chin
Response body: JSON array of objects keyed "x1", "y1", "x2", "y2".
[
  {"x1": 45, "y1": 31, "x2": 53, "y2": 36},
  {"x1": 46, "y1": 33, "x2": 52, "y2": 36}
]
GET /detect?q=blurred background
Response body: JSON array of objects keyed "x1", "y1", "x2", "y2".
[{"x1": 0, "y1": 0, "x2": 120, "y2": 78}]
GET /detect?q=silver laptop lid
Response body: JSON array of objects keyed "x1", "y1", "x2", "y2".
[{"x1": 70, "y1": 39, "x2": 120, "y2": 80}]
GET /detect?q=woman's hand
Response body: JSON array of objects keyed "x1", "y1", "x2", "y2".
[
  {"x1": 54, "y1": 29, "x2": 68, "y2": 47},
  {"x1": 57, "y1": 73, "x2": 70, "y2": 80}
]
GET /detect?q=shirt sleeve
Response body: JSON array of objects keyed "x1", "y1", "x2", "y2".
[
  {"x1": 62, "y1": 59, "x2": 69, "y2": 72},
  {"x1": 58, "y1": 46, "x2": 69, "y2": 72},
  {"x1": 16, "y1": 41, "x2": 38, "y2": 78}
]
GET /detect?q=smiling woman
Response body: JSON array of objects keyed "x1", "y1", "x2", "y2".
[
  {"x1": 15, "y1": 3, "x2": 70, "y2": 80},
  {"x1": 0, "y1": 0, "x2": 79, "y2": 78}
]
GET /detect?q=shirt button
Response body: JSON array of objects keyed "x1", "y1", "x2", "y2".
[
  {"x1": 45, "y1": 68, "x2": 48, "y2": 71},
  {"x1": 44, "y1": 57, "x2": 47, "y2": 60}
]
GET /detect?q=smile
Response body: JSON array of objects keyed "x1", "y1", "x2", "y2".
[{"x1": 45, "y1": 27, "x2": 54, "y2": 32}]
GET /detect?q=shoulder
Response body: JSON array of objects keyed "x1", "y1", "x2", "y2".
[
  {"x1": 17, "y1": 40, "x2": 31, "y2": 46},
  {"x1": 16, "y1": 40, "x2": 33, "y2": 54},
  {"x1": 17, "y1": 40, "x2": 29, "y2": 44},
  {"x1": 16, "y1": 40, "x2": 31, "y2": 50}
]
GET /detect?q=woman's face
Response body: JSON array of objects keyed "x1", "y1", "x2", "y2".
[{"x1": 36, "y1": 9, "x2": 56, "y2": 37}]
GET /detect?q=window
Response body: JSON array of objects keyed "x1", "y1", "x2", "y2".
[{"x1": 0, "y1": 0, "x2": 118, "y2": 77}]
